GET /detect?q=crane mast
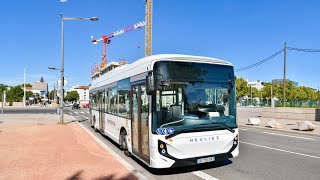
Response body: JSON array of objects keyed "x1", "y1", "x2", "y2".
[{"x1": 145, "y1": 0, "x2": 153, "y2": 56}]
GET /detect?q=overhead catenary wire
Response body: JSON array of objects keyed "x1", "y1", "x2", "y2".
[
  {"x1": 235, "y1": 49, "x2": 284, "y2": 72},
  {"x1": 287, "y1": 47, "x2": 320, "y2": 52}
]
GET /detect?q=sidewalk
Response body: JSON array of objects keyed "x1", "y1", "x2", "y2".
[
  {"x1": 238, "y1": 115, "x2": 320, "y2": 137},
  {"x1": 0, "y1": 114, "x2": 137, "y2": 179}
]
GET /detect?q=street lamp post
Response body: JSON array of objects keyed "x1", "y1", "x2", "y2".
[
  {"x1": 23, "y1": 66, "x2": 26, "y2": 107},
  {"x1": 49, "y1": 14, "x2": 98, "y2": 124}
]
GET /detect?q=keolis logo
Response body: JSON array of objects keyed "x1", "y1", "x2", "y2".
[{"x1": 189, "y1": 136, "x2": 219, "y2": 143}]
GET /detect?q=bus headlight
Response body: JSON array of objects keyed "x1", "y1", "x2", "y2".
[
  {"x1": 233, "y1": 135, "x2": 238, "y2": 145},
  {"x1": 161, "y1": 149, "x2": 166, "y2": 154},
  {"x1": 158, "y1": 140, "x2": 168, "y2": 155}
]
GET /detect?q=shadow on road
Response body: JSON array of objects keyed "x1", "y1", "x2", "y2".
[
  {"x1": 66, "y1": 119, "x2": 88, "y2": 124},
  {"x1": 147, "y1": 159, "x2": 233, "y2": 175},
  {"x1": 66, "y1": 170, "x2": 138, "y2": 180}
]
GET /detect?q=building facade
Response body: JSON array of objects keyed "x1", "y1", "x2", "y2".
[
  {"x1": 71, "y1": 85, "x2": 89, "y2": 104},
  {"x1": 248, "y1": 80, "x2": 264, "y2": 90},
  {"x1": 32, "y1": 77, "x2": 48, "y2": 98}
]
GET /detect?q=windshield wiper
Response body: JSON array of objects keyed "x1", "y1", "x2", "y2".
[
  {"x1": 160, "y1": 118, "x2": 184, "y2": 128},
  {"x1": 208, "y1": 122, "x2": 235, "y2": 133}
]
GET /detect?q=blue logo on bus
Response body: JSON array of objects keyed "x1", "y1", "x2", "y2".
[
  {"x1": 168, "y1": 128, "x2": 174, "y2": 134},
  {"x1": 156, "y1": 128, "x2": 175, "y2": 135},
  {"x1": 156, "y1": 128, "x2": 163, "y2": 135}
]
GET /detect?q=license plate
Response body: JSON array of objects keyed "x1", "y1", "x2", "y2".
[{"x1": 197, "y1": 156, "x2": 215, "y2": 164}]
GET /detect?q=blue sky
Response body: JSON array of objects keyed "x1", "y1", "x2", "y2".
[{"x1": 1, "y1": 0, "x2": 320, "y2": 91}]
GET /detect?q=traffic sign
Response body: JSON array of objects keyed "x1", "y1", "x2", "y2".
[{"x1": 58, "y1": 78, "x2": 67, "y2": 86}]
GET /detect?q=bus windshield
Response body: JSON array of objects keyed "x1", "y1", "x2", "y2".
[{"x1": 152, "y1": 61, "x2": 237, "y2": 133}]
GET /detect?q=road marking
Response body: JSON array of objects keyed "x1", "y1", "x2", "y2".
[
  {"x1": 240, "y1": 141, "x2": 320, "y2": 159},
  {"x1": 240, "y1": 128, "x2": 248, "y2": 131},
  {"x1": 79, "y1": 115, "x2": 89, "y2": 120},
  {"x1": 80, "y1": 112, "x2": 85, "y2": 114},
  {"x1": 262, "y1": 132, "x2": 314, "y2": 140},
  {"x1": 77, "y1": 122, "x2": 147, "y2": 180},
  {"x1": 192, "y1": 171, "x2": 219, "y2": 180}
]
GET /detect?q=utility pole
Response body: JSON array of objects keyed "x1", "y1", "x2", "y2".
[
  {"x1": 318, "y1": 87, "x2": 320, "y2": 106},
  {"x1": 23, "y1": 66, "x2": 26, "y2": 107},
  {"x1": 283, "y1": 42, "x2": 287, "y2": 107},
  {"x1": 60, "y1": 14, "x2": 65, "y2": 124},
  {"x1": 250, "y1": 85, "x2": 252, "y2": 106},
  {"x1": 271, "y1": 85, "x2": 273, "y2": 107},
  {"x1": 1, "y1": 91, "x2": 3, "y2": 114}
]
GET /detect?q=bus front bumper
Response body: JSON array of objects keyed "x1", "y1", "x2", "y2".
[{"x1": 150, "y1": 140, "x2": 239, "y2": 168}]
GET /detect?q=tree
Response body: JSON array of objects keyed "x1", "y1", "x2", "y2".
[
  {"x1": 26, "y1": 91, "x2": 33, "y2": 99},
  {"x1": 252, "y1": 87, "x2": 260, "y2": 98},
  {"x1": 236, "y1": 77, "x2": 249, "y2": 99},
  {"x1": 49, "y1": 90, "x2": 57, "y2": 100},
  {"x1": 6, "y1": 86, "x2": 24, "y2": 102},
  {"x1": 64, "y1": 91, "x2": 79, "y2": 102},
  {"x1": 18, "y1": 83, "x2": 32, "y2": 87}
]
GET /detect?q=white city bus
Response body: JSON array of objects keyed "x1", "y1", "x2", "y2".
[{"x1": 89, "y1": 54, "x2": 238, "y2": 168}]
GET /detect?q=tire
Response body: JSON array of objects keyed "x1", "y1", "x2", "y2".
[
  {"x1": 93, "y1": 116, "x2": 98, "y2": 132},
  {"x1": 120, "y1": 130, "x2": 131, "y2": 157}
]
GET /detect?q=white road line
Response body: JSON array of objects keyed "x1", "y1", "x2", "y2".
[
  {"x1": 79, "y1": 115, "x2": 89, "y2": 120},
  {"x1": 192, "y1": 171, "x2": 219, "y2": 180},
  {"x1": 80, "y1": 112, "x2": 85, "y2": 114},
  {"x1": 77, "y1": 122, "x2": 147, "y2": 180},
  {"x1": 262, "y1": 132, "x2": 314, "y2": 140},
  {"x1": 240, "y1": 141, "x2": 320, "y2": 159},
  {"x1": 240, "y1": 128, "x2": 248, "y2": 131}
]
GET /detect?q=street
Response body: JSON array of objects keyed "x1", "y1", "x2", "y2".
[{"x1": 62, "y1": 108, "x2": 320, "y2": 180}]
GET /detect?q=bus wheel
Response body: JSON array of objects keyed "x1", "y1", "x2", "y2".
[
  {"x1": 93, "y1": 116, "x2": 98, "y2": 132},
  {"x1": 120, "y1": 130, "x2": 131, "y2": 157}
]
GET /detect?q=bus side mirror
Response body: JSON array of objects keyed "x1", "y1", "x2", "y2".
[{"x1": 146, "y1": 72, "x2": 156, "y2": 95}]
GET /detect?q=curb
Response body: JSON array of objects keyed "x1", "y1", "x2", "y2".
[
  {"x1": 239, "y1": 124, "x2": 320, "y2": 138},
  {"x1": 76, "y1": 121, "x2": 147, "y2": 180}
]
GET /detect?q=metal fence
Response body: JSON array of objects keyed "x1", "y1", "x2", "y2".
[{"x1": 238, "y1": 99, "x2": 320, "y2": 108}]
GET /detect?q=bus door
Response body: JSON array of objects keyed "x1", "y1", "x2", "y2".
[
  {"x1": 131, "y1": 85, "x2": 150, "y2": 163},
  {"x1": 99, "y1": 91, "x2": 105, "y2": 131}
]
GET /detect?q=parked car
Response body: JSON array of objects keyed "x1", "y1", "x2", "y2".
[{"x1": 82, "y1": 103, "x2": 90, "y2": 108}]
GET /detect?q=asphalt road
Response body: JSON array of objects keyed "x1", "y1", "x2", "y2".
[{"x1": 5, "y1": 107, "x2": 320, "y2": 179}]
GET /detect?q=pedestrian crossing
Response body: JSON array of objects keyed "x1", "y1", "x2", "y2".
[
  {"x1": 67, "y1": 111, "x2": 89, "y2": 116},
  {"x1": 37, "y1": 111, "x2": 90, "y2": 115}
]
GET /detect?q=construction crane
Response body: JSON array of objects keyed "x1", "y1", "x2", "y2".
[
  {"x1": 145, "y1": 0, "x2": 153, "y2": 57},
  {"x1": 91, "y1": 21, "x2": 146, "y2": 70}
]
